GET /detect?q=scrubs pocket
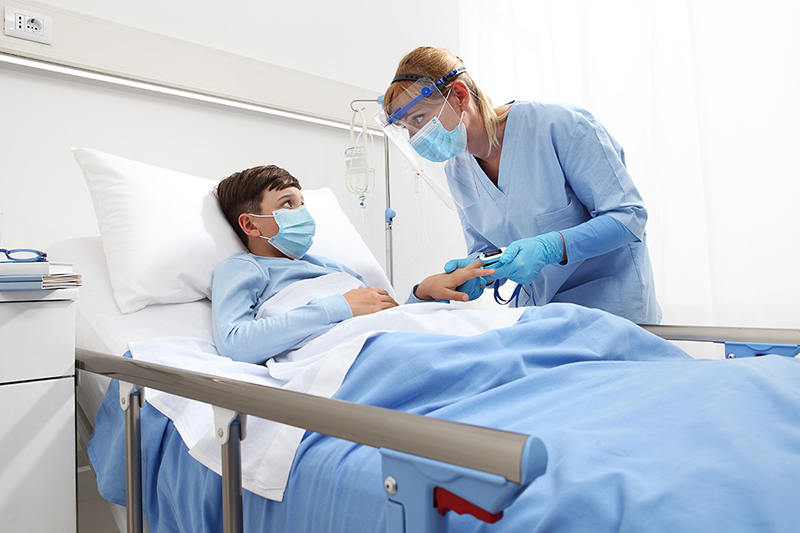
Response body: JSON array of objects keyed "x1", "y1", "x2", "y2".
[{"x1": 532, "y1": 197, "x2": 588, "y2": 234}]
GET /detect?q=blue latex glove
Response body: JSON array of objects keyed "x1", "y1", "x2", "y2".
[
  {"x1": 485, "y1": 232, "x2": 564, "y2": 285},
  {"x1": 458, "y1": 276, "x2": 488, "y2": 300},
  {"x1": 443, "y1": 257, "x2": 474, "y2": 273},
  {"x1": 443, "y1": 257, "x2": 488, "y2": 301}
]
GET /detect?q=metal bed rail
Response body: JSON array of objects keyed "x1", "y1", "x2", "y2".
[
  {"x1": 640, "y1": 324, "x2": 800, "y2": 345},
  {"x1": 75, "y1": 348, "x2": 543, "y2": 533},
  {"x1": 640, "y1": 325, "x2": 800, "y2": 359}
]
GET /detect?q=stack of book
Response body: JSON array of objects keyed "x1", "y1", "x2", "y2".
[{"x1": 0, "y1": 260, "x2": 82, "y2": 291}]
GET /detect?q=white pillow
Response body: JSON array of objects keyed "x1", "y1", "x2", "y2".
[
  {"x1": 302, "y1": 188, "x2": 394, "y2": 297},
  {"x1": 73, "y1": 148, "x2": 392, "y2": 314}
]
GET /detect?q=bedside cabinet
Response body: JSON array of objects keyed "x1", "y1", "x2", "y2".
[{"x1": 0, "y1": 289, "x2": 78, "y2": 532}]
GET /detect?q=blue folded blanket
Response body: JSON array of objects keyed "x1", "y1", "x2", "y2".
[{"x1": 89, "y1": 303, "x2": 800, "y2": 532}]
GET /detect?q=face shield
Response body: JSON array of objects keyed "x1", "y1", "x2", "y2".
[{"x1": 376, "y1": 76, "x2": 480, "y2": 210}]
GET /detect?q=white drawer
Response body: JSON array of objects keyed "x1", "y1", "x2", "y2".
[
  {"x1": 0, "y1": 299, "x2": 75, "y2": 383},
  {"x1": 0, "y1": 378, "x2": 76, "y2": 532}
]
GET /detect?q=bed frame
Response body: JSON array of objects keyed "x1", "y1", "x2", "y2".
[{"x1": 75, "y1": 324, "x2": 800, "y2": 533}]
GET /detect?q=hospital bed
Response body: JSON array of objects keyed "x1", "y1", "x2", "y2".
[{"x1": 53, "y1": 148, "x2": 800, "y2": 532}]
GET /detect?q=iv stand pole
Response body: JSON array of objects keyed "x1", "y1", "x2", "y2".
[
  {"x1": 350, "y1": 99, "x2": 395, "y2": 287},
  {"x1": 384, "y1": 134, "x2": 395, "y2": 287}
]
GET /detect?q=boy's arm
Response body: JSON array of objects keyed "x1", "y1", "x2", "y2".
[{"x1": 211, "y1": 259, "x2": 352, "y2": 365}]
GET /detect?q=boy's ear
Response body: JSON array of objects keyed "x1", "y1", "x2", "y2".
[{"x1": 238, "y1": 213, "x2": 261, "y2": 238}]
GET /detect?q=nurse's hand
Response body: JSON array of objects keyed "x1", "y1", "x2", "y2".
[
  {"x1": 415, "y1": 260, "x2": 495, "y2": 302},
  {"x1": 485, "y1": 232, "x2": 565, "y2": 285},
  {"x1": 455, "y1": 275, "x2": 488, "y2": 301},
  {"x1": 344, "y1": 287, "x2": 398, "y2": 316},
  {"x1": 443, "y1": 257, "x2": 474, "y2": 274},
  {"x1": 443, "y1": 257, "x2": 490, "y2": 300}
]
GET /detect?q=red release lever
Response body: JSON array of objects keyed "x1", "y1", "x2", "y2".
[{"x1": 433, "y1": 487, "x2": 504, "y2": 524}]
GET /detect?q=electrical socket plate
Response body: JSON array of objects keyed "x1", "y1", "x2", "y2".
[{"x1": 4, "y1": 6, "x2": 52, "y2": 45}]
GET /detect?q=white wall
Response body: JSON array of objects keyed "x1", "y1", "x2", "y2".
[
  {"x1": 6, "y1": 0, "x2": 795, "y2": 328},
  {"x1": 30, "y1": 0, "x2": 460, "y2": 93},
  {"x1": 459, "y1": 0, "x2": 800, "y2": 328},
  {"x1": 0, "y1": 0, "x2": 467, "y2": 302}
]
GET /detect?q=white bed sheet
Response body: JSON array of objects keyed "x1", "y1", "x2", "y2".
[
  {"x1": 49, "y1": 235, "x2": 525, "y2": 500},
  {"x1": 48, "y1": 237, "x2": 214, "y2": 423}
]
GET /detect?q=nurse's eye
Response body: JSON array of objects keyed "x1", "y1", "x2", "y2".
[{"x1": 410, "y1": 113, "x2": 426, "y2": 125}]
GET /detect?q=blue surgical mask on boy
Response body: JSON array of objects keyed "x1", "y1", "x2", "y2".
[{"x1": 249, "y1": 205, "x2": 316, "y2": 260}]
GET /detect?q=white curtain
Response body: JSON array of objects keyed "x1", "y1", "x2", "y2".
[{"x1": 459, "y1": 0, "x2": 799, "y2": 328}]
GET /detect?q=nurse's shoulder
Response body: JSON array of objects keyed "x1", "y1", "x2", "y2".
[{"x1": 512, "y1": 101, "x2": 591, "y2": 144}]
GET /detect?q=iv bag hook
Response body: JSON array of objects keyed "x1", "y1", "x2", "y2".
[
  {"x1": 350, "y1": 99, "x2": 378, "y2": 112},
  {"x1": 346, "y1": 97, "x2": 394, "y2": 288}
]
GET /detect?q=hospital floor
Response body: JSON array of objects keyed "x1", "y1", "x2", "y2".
[{"x1": 77, "y1": 439, "x2": 120, "y2": 532}]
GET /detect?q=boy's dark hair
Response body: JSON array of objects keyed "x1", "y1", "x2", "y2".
[{"x1": 215, "y1": 165, "x2": 301, "y2": 246}]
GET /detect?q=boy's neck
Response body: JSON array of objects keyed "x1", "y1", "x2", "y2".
[{"x1": 247, "y1": 237, "x2": 289, "y2": 259}]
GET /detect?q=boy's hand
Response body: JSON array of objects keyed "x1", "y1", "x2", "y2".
[
  {"x1": 344, "y1": 287, "x2": 399, "y2": 316},
  {"x1": 414, "y1": 260, "x2": 495, "y2": 302}
]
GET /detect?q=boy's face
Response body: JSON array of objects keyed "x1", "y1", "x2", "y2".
[{"x1": 239, "y1": 186, "x2": 304, "y2": 257}]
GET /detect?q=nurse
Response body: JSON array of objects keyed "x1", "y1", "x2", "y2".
[{"x1": 379, "y1": 46, "x2": 661, "y2": 324}]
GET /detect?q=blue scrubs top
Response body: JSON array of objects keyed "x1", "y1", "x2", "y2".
[{"x1": 445, "y1": 101, "x2": 661, "y2": 323}]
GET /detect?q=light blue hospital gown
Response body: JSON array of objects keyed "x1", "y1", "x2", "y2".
[
  {"x1": 445, "y1": 101, "x2": 661, "y2": 323},
  {"x1": 211, "y1": 251, "x2": 364, "y2": 364}
]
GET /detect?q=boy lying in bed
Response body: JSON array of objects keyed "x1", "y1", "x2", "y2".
[{"x1": 213, "y1": 165, "x2": 492, "y2": 364}]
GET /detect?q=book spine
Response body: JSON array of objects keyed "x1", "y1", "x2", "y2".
[
  {"x1": 0, "y1": 275, "x2": 44, "y2": 282},
  {"x1": 0, "y1": 261, "x2": 73, "y2": 275},
  {"x1": 0, "y1": 262, "x2": 50, "y2": 275},
  {"x1": 0, "y1": 281, "x2": 46, "y2": 290}
]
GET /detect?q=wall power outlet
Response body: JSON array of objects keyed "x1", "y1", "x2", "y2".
[{"x1": 4, "y1": 6, "x2": 52, "y2": 45}]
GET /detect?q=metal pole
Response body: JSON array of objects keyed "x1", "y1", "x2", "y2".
[
  {"x1": 384, "y1": 135, "x2": 394, "y2": 286},
  {"x1": 640, "y1": 324, "x2": 800, "y2": 345},
  {"x1": 221, "y1": 420, "x2": 244, "y2": 533},
  {"x1": 124, "y1": 390, "x2": 143, "y2": 533}
]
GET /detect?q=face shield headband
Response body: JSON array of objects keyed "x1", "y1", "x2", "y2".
[
  {"x1": 383, "y1": 66, "x2": 467, "y2": 127},
  {"x1": 376, "y1": 66, "x2": 482, "y2": 211}
]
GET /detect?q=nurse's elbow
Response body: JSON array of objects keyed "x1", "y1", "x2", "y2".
[{"x1": 628, "y1": 204, "x2": 647, "y2": 225}]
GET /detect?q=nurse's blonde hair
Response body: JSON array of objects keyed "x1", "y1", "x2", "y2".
[{"x1": 383, "y1": 46, "x2": 510, "y2": 153}]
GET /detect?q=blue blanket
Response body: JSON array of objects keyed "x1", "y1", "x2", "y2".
[{"x1": 89, "y1": 303, "x2": 800, "y2": 532}]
